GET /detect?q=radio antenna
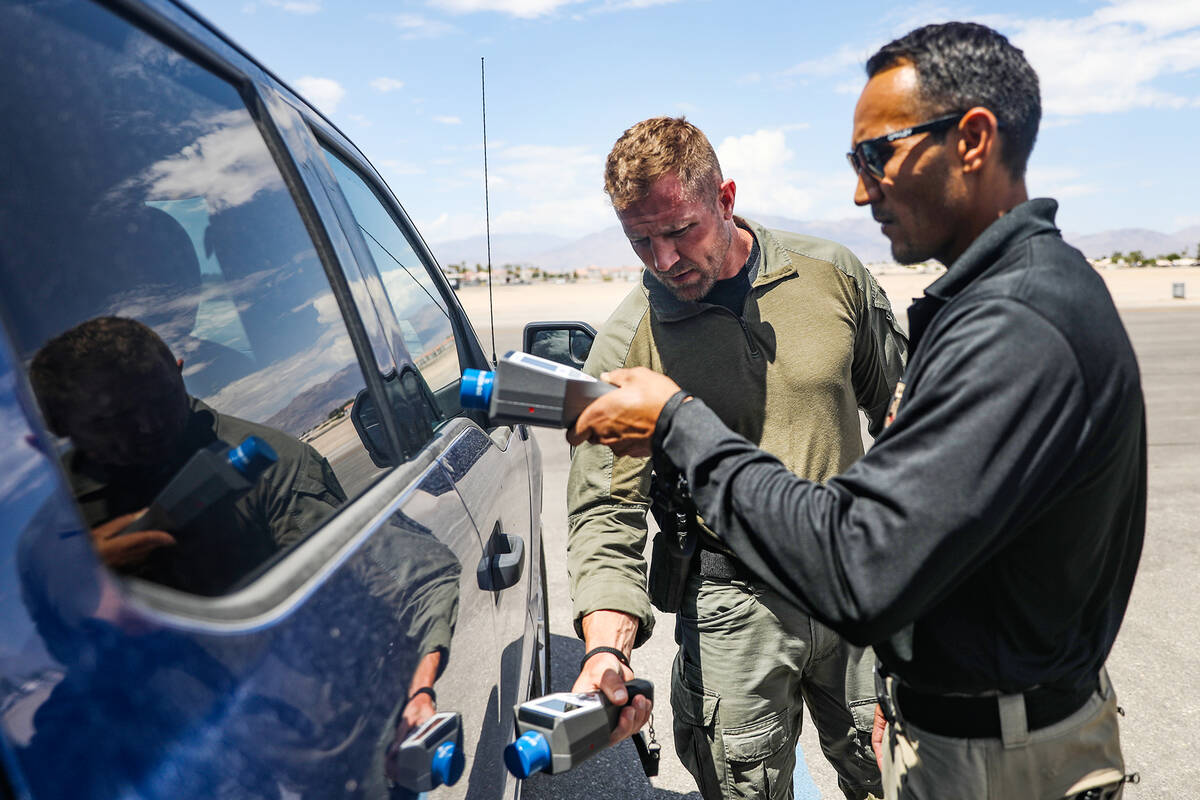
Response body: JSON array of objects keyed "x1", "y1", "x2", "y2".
[{"x1": 481, "y1": 56, "x2": 497, "y2": 366}]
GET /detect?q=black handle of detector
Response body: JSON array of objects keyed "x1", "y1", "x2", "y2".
[
  {"x1": 623, "y1": 678, "x2": 654, "y2": 706},
  {"x1": 622, "y1": 679, "x2": 658, "y2": 778}
]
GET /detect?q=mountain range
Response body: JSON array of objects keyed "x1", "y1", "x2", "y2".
[{"x1": 432, "y1": 216, "x2": 1200, "y2": 270}]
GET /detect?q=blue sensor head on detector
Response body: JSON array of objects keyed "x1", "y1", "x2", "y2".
[
  {"x1": 503, "y1": 730, "x2": 551, "y2": 779},
  {"x1": 227, "y1": 436, "x2": 278, "y2": 479},
  {"x1": 431, "y1": 740, "x2": 465, "y2": 787},
  {"x1": 460, "y1": 368, "x2": 495, "y2": 410}
]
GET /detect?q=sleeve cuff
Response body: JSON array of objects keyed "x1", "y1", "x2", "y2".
[{"x1": 652, "y1": 390, "x2": 693, "y2": 455}]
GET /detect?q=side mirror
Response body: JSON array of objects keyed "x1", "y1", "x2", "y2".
[
  {"x1": 351, "y1": 388, "x2": 394, "y2": 468},
  {"x1": 522, "y1": 321, "x2": 597, "y2": 369}
]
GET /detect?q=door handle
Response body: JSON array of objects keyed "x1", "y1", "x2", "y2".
[{"x1": 477, "y1": 532, "x2": 525, "y2": 591}]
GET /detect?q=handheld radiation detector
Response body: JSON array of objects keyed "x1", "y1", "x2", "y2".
[
  {"x1": 461, "y1": 350, "x2": 614, "y2": 429},
  {"x1": 120, "y1": 435, "x2": 278, "y2": 537},
  {"x1": 388, "y1": 710, "x2": 464, "y2": 793},
  {"x1": 504, "y1": 679, "x2": 654, "y2": 779}
]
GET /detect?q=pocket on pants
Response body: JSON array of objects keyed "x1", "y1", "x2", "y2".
[
  {"x1": 848, "y1": 697, "x2": 878, "y2": 738},
  {"x1": 679, "y1": 580, "x2": 759, "y2": 634},
  {"x1": 721, "y1": 707, "x2": 793, "y2": 763},
  {"x1": 672, "y1": 659, "x2": 719, "y2": 728},
  {"x1": 672, "y1": 661, "x2": 723, "y2": 796}
]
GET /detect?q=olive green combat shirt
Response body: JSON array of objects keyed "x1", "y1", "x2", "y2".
[{"x1": 566, "y1": 217, "x2": 907, "y2": 646}]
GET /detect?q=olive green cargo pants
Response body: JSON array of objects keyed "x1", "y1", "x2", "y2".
[{"x1": 670, "y1": 574, "x2": 882, "y2": 800}]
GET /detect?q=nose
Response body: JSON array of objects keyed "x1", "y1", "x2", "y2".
[
  {"x1": 853, "y1": 170, "x2": 881, "y2": 207},
  {"x1": 649, "y1": 238, "x2": 679, "y2": 273}
]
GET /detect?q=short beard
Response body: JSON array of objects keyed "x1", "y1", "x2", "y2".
[{"x1": 652, "y1": 268, "x2": 719, "y2": 302}]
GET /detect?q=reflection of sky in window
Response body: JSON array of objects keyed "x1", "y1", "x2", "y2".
[
  {"x1": 117, "y1": 110, "x2": 285, "y2": 213},
  {"x1": 110, "y1": 113, "x2": 359, "y2": 423},
  {"x1": 321, "y1": 146, "x2": 452, "y2": 318},
  {"x1": 320, "y1": 145, "x2": 461, "y2": 391},
  {"x1": 205, "y1": 320, "x2": 357, "y2": 423}
]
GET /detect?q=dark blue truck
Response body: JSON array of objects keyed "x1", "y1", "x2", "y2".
[{"x1": 0, "y1": 0, "x2": 549, "y2": 796}]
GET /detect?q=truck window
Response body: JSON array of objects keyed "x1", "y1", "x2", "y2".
[
  {"x1": 321, "y1": 147, "x2": 466, "y2": 419},
  {"x1": 0, "y1": 0, "x2": 389, "y2": 596}
]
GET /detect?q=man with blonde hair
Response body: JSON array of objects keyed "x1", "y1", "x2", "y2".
[{"x1": 566, "y1": 116, "x2": 906, "y2": 799}]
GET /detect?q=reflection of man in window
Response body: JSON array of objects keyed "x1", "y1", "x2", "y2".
[{"x1": 30, "y1": 316, "x2": 347, "y2": 595}]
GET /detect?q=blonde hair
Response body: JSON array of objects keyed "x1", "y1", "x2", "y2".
[{"x1": 604, "y1": 117, "x2": 723, "y2": 211}]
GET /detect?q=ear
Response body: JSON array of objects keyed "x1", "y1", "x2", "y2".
[
  {"x1": 717, "y1": 179, "x2": 737, "y2": 220},
  {"x1": 176, "y1": 358, "x2": 185, "y2": 373},
  {"x1": 957, "y1": 107, "x2": 1000, "y2": 175}
]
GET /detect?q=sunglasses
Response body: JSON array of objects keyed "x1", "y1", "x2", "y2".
[{"x1": 846, "y1": 112, "x2": 965, "y2": 180}]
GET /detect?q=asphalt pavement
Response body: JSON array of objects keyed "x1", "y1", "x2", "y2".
[{"x1": 483, "y1": 307, "x2": 1200, "y2": 799}]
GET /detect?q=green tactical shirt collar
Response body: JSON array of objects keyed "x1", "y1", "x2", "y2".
[{"x1": 642, "y1": 216, "x2": 798, "y2": 322}]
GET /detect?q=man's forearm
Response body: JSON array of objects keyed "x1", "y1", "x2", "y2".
[
  {"x1": 580, "y1": 609, "x2": 639, "y2": 655},
  {"x1": 408, "y1": 649, "x2": 442, "y2": 695}
]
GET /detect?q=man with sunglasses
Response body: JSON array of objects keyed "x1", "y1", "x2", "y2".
[{"x1": 568, "y1": 22, "x2": 1144, "y2": 800}]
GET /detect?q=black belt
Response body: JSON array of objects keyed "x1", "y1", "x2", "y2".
[
  {"x1": 694, "y1": 546, "x2": 752, "y2": 581},
  {"x1": 896, "y1": 681, "x2": 1095, "y2": 738}
]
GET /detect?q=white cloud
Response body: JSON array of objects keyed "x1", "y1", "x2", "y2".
[
  {"x1": 389, "y1": 13, "x2": 457, "y2": 38},
  {"x1": 428, "y1": 0, "x2": 582, "y2": 18},
  {"x1": 1093, "y1": 0, "x2": 1200, "y2": 34},
  {"x1": 370, "y1": 77, "x2": 406, "y2": 93},
  {"x1": 592, "y1": 0, "x2": 681, "y2": 11},
  {"x1": 433, "y1": 115, "x2": 463, "y2": 125},
  {"x1": 294, "y1": 76, "x2": 346, "y2": 113},
  {"x1": 418, "y1": 143, "x2": 610, "y2": 238},
  {"x1": 769, "y1": 1, "x2": 1200, "y2": 117},
  {"x1": 118, "y1": 110, "x2": 284, "y2": 212},
  {"x1": 380, "y1": 159, "x2": 427, "y2": 176},
  {"x1": 716, "y1": 128, "x2": 814, "y2": 219},
  {"x1": 783, "y1": 45, "x2": 868, "y2": 79},
  {"x1": 264, "y1": 0, "x2": 321, "y2": 13},
  {"x1": 1011, "y1": 6, "x2": 1200, "y2": 116},
  {"x1": 1026, "y1": 166, "x2": 1101, "y2": 200}
]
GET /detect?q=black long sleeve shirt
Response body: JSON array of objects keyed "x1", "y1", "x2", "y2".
[{"x1": 657, "y1": 199, "x2": 1146, "y2": 695}]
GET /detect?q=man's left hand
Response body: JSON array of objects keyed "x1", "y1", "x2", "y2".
[{"x1": 566, "y1": 367, "x2": 682, "y2": 458}]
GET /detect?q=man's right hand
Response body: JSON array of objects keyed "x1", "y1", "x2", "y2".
[
  {"x1": 575, "y1": 609, "x2": 652, "y2": 745},
  {"x1": 90, "y1": 511, "x2": 176, "y2": 568}
]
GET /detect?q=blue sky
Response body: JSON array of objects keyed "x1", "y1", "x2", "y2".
[{"x1": 188, "y1": 0, "x2": 1200, "y2": 244}]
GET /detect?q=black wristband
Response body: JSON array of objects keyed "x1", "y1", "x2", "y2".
[
  {"x1": 580, "y1": 646, "x2": 631, "y2": 673},
  {"x1": 409, "y1": 686, "x2": 436, "y2": 705},
  {"x1": 652, "y1": 389, "x2": 692, "y2": 455}
]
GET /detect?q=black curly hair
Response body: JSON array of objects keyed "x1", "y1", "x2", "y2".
[{"x1": 867, "y1": 22, "x2": 1041, "y2": 178}]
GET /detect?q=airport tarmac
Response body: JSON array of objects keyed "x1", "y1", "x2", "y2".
[{"x1": 464, "y1": 275, "x2": 1200, "y2": 798}]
